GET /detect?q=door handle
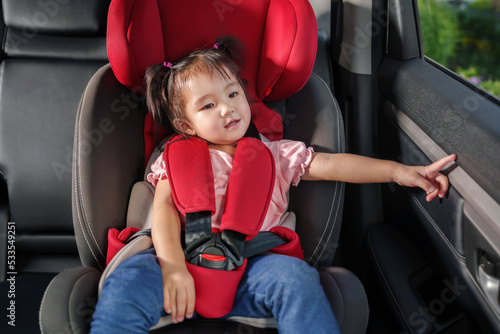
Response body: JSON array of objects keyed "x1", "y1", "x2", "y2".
[{"x1": 478, "y1": 254, "x2": 500, "y2": 315}]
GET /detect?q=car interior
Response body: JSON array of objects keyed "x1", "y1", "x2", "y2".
[{"x1": 1, "y1": 0, "x2": 500, "y2": 334}]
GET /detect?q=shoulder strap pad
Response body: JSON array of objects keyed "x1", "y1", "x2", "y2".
[
  {"x1": 164, "y1": 135, "x2": 216, "y2": 215},
  {"x1": 220, "y1": 137, "x2": 275, "y2": 239}
]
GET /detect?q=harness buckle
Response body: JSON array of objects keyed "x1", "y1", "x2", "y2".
[{"x1": 185, "y1": 233, "x2": 244, "y2": 271}]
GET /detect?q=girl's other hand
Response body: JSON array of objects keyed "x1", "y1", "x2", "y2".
[{"x1": 162, "y1": 263, "x2": 195, "y2": 324}]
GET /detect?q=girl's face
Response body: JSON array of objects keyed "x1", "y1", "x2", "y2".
[{"x1": 180, "y1": 69, "x2": 251, "y2": 146}]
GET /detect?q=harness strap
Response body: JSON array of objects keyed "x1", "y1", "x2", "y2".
[
  {"x1": 184, "y1": 211, "x2": 212, "y2": 253},
  {"x1": 125, "y1": 228, "x2": 287, "y2": 260},
  {"x1": 242, "y1": 231, "x2": 287, "y2": 257}
]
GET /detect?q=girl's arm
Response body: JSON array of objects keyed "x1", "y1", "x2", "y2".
[
  {"x1": 302, "y1": 153, "x2": 456, "y2": 202},
  {"x1": 151, "y1": 178, "x2": 195, "y2": 324}
]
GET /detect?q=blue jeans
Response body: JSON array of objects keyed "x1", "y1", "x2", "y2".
[{"x1": 90, "y1": 249, "x2": 340, "y2": 333}]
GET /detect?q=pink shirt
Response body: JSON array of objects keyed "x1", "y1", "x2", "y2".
[{"x1": 147, "y1": 140, "x2": 314, "y2": 231}]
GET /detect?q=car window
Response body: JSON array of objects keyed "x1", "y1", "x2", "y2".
[{"x1": 418, "y1": 0, "x2": 500, "y2": 99}]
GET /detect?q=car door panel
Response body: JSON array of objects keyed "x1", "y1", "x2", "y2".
[
  {"x1": 375, "y1": 21, "x2": 500, "y2": 334},
  {"x1": 345, "y1": 0, "x2": 500, "y2": 331}
]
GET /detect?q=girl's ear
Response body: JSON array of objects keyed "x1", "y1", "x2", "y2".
[{"x1": 173, "y1": 119, "x2": 196, "y2": 136}]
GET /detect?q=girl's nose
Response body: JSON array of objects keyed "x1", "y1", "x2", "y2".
[{"x1": 220, "y1": 103, "x2": 234, "y2": 117}]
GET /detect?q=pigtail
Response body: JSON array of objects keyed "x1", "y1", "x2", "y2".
[
  {"x1": 144, "y1": 63, "x2": 173, "y2": 133},
  {"x1": 214, "y1": 36, "x2": 245, "y2": 69}
]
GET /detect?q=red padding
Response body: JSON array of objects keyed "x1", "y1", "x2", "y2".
[
  {"x1": 259, "y1": 0, "x2": 318, "y2": 102},
  {"x1": 164, "y1": 136, "x2": 216, "y2": 215},
  {"x1": 186, "y1": 259, "x2": 247, "y2": 318},
  {"x1": 269, "y1": 226, "x2": 304, "y2": 260},
  {"x1": 106, "y1": 227, "x2": 140, "y2": 265},
  {"x1": 220, "y1": 138, "x2": 275, "y2": 239}
]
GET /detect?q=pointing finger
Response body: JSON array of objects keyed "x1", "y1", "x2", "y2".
[{"x1": 425, "y1": 154, "x2": 456, "y2": 176}]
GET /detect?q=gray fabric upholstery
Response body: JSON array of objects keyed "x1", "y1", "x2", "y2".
[
  {"x1": 40, "y1": 267, "x2": 101, "y2": 334},
  {"x1": 319, "y1": 267, "x2": 369, "y2": 334}
]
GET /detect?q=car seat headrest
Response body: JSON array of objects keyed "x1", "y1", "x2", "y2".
[
  {"x1": 107, "y1": 0, "x2": 317, "y2": 142},
  {"x1": 3, "y1": 0, "x2": 109, "y2": 36},
  {"x1": 2, "y1": 0, "x2": 110, "y2": 60}
]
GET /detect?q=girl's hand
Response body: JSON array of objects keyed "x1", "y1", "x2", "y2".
[
  {"x1": 394, "y1": 154, "x2": 456, "y2": 202},
  {"x1": 162, "y1": 263, "x2": 195, "y2": 324}
]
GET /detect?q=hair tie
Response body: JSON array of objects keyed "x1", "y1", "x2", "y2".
[
  {"x1": 164, "y1": 62, "x2": 172, "y2": 68},
  {"x1": 213, "y1": 43, "x2": 219, "y2": 49}
]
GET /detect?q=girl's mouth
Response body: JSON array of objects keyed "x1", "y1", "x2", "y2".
[{"x1": 225, "y1": 119, "x2": 240, "y2": 128}]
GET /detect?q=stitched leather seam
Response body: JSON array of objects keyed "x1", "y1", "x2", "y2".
[
  {"x1": 75, "y1": 84, "x2": 104, "y2": 270},
  {"x1": 408, "y1": 190, "x2": 465, "y2": 263},
  {"x1": 310, "y1": 74, "x2": 345, "y2": 267}
]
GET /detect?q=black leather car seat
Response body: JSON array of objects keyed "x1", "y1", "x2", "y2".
[{"x1": 0, "y1": 0, "x2": 110, "y2": 332}]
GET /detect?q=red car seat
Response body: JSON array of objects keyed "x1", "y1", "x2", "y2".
[{"x1": 40, "y1": 0, "x2": 369, "y2": 333}]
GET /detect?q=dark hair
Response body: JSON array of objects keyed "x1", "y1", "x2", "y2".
[{"x1": 144, "y1": 36, "x2": 251, "y2": 140}]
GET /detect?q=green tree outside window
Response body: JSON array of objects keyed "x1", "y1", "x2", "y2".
[{"x1": 418, "y1": 0, "x2": 500, "y2": 98}]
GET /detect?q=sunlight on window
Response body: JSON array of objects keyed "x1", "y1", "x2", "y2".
[{"x1": 418, "y1": 0, "x2": 500, "y2": 98}]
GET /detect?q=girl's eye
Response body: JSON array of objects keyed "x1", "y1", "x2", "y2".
[
  {"x1": 201, "y1": 103, "x2": 214, "y2": 110},
  {"x1": 229, "y1": 92, "x2": 238, "y2": 98}
]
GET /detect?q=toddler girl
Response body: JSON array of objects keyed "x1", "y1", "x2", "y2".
[{"x1": 90, "y1": 37, "x2": 455, "y2": 333}]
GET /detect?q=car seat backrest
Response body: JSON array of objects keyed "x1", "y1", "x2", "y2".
[
  {"x1": 107, "y1": 0, "x2": 317, "y2": 157},
  {"x1": 0, "y1": 0, "x2": 110, "y2": 275}
]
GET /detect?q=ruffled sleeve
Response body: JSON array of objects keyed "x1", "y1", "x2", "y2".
[
  {"x1": 146, "y1": 154, "x2": 168, "y2": 187},
  {"x1": 274, "y1": 140, "x2": 314, "y2": 187}
]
